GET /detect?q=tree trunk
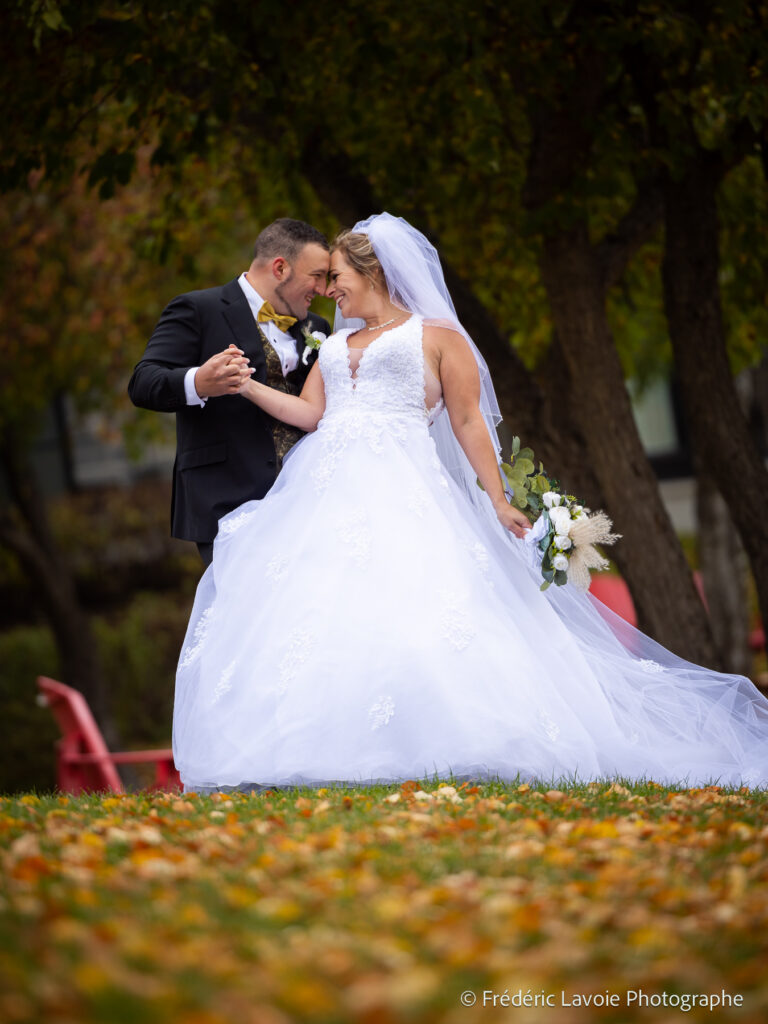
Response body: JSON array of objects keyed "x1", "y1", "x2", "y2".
[
  {"x1": 695, "y1": 460, "x2": 751, "y2": 676},
  {"x1": 517, "y1": 34, "x2": 720, "y2": 666},
  {"x1": 0, "y1": 435, "x2": 115, "y2": 740},
  {"x1": 662, "y1": 152, "x2": 768, "y2": 655},
  {"x1": 539, "y1": 225, "x2": 719, "y2": 665}
]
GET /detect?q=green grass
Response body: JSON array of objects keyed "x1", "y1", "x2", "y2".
[{"x1": 1, "y1": 779, "x2": 767, "y2": 1022}]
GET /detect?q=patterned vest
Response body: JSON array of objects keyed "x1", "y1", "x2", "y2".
[{"x1": 260, "y1": 327, "x2": 305, "y2": 471}]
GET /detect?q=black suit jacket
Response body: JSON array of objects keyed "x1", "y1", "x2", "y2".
[{"x1": 128, "y1": 278, "x2": 330, "y2": 542}]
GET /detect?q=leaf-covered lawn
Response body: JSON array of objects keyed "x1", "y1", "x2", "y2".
[{"x1": 1, "y1": 780, "x2": 767, "y2": 1023}]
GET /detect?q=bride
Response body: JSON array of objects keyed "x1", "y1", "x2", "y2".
[{"x1": 173, "y1": 213, "x2": 768, "y2": 791}]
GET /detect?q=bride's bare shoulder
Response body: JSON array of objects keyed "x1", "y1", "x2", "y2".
[
  {"x1": 422, "y1": 321, "x2": 474, "y2": 367},
  {"x1": 422, "y1": 319, "x2": 466, "y2": 346}
]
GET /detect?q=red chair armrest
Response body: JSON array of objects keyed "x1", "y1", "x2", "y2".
[
  {"x1": 106, "y1": 750, "x2": 175, "y2": 765},
  {"x1": 64, "y1": 750, "x2": 173, "y2": 766}
]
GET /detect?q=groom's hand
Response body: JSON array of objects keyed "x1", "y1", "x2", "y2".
[{"x1": 194, "y1": 346, "x2": 252, "y2": 398}]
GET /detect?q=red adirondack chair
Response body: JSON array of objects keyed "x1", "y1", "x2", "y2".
[{"x1": 37, "y1": 676, "x2": 181, "y2": 794}]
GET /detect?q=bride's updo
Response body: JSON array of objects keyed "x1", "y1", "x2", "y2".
[{"x1": 332, "y1": 230, "x2": 386, "y2": 290}]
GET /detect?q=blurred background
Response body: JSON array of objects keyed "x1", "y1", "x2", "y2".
[{"x1": 1, "y1": 0, "x2": 766, "y2": 793}]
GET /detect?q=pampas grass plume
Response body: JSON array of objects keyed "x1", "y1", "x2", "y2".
[{"x1": 566, "y1": 512, "x2": 621, "y2": 591}]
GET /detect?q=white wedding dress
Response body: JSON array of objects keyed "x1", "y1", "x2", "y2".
[{"x1": 173, "y1": 316, "x2": 768, "y2": 790}]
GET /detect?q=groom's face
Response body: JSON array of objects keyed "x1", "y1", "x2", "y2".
[{"x1": 274, "y1": 243, "x2": 330, "y2": 320}]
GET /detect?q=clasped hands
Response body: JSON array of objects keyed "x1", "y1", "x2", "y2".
[{"x1": 194, "y1": 345, "x2": 252, "y2": 399}]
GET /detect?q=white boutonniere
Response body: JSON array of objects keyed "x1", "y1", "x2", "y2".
[{"x1": 301, "y1": 327, "x2": 327, "y2": 365}]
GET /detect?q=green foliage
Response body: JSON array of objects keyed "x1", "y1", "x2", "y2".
[
  {"x1": 2, "y1": 0, "x2": 766, "y2": 390},
  {"x1": 0, "y1": 131, "x2": 332, "y2": 454},
  {"x1": 0, "y1": 476, "x2": 200, "y2": 794},
  {"x1": 309, "y1": 295, "x2": 336, "y2": 327},
  {"x1": 719, "y1": 157, "x2": 768, "y2": 373},
  {"x1": 94, "y1": 592, "x2": 192, "y2": 748},
  {"x1": 0, "y1": 626, "x2": 59, "y2": 794},
  {"x1": 495, "y1": 436, "x2": 554, "y2": 518},
  {"x1": 0, "y1": 589, "x2": 192, "y2": 794}
]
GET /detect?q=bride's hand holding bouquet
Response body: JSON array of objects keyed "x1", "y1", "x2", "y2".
[
  {"x1": 493, "y1": 496, "x2": 532, "y2": 540},
  {"x1": 488, "y1": 437, "x2": 620, "y2": 590}
]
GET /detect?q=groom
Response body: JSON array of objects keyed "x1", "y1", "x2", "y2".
[{"x1": 128, "y1": 218, "x2": 331, "y2": 565}]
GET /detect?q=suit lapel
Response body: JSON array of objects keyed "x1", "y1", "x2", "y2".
[
  {"x1": 290, "y1": 321, "x2": 308, "y2": 367},
  {"x1": 220, "y1": 278, "x2": 267, "y2": 381}
]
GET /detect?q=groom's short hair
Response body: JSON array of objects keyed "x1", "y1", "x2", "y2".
[{"x1": 253, "y1": 219, "x2": 329, "y2": 264}]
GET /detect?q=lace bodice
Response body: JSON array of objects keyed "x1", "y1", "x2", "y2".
[
  {"x1": 307, "y1": 315, "x2": 444, "y2": 494},
  {"x1": 319, "y1": 315, "x2": 431, "y2": 424}
]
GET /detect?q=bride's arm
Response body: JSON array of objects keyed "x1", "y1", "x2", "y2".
[
  {"x1": 239, "y1": 357, "x2": 326, "y2": 431},
  {"x1": 426, "y1": 326, "x2": 530, "y2": 539}
]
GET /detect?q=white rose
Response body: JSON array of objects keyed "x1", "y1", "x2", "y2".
[
  {"x1": 549, "y1": 506, "x2": 572, "y2": 534},
  {"x1": 543, "y1": 491, "x2": 561, "y2": 509},
  {"x1": 554, "y1": 534, "x2": 572, "y2": 550},
  {"x1": 553, "y1": 553, "x2": 569, "y2": 572}
]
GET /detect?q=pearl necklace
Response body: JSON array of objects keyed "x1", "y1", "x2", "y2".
[{"x1": 365, "y1": 315, "x2": 402, "y2": 331}]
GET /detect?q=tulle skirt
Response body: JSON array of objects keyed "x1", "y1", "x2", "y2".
[{"x1": 173, "y1": 417, "x2": 768, "y2": 790}]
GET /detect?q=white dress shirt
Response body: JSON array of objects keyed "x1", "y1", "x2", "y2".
[{"x1": 184, "y1": 273, "x2": 299, "y2": 407}]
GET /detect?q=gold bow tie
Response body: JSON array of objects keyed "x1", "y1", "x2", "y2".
[{"x1": 257, "y1": 300, "x2": 297, "y2": 333}]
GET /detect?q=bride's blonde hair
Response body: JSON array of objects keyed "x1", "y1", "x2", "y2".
[{"x1": 332, "y1": 230, "x2": 386, "y2": 289}]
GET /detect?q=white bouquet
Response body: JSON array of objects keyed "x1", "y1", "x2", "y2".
[{"x1": 491, "y1": 437, "x2": 620, "y2": 591}]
